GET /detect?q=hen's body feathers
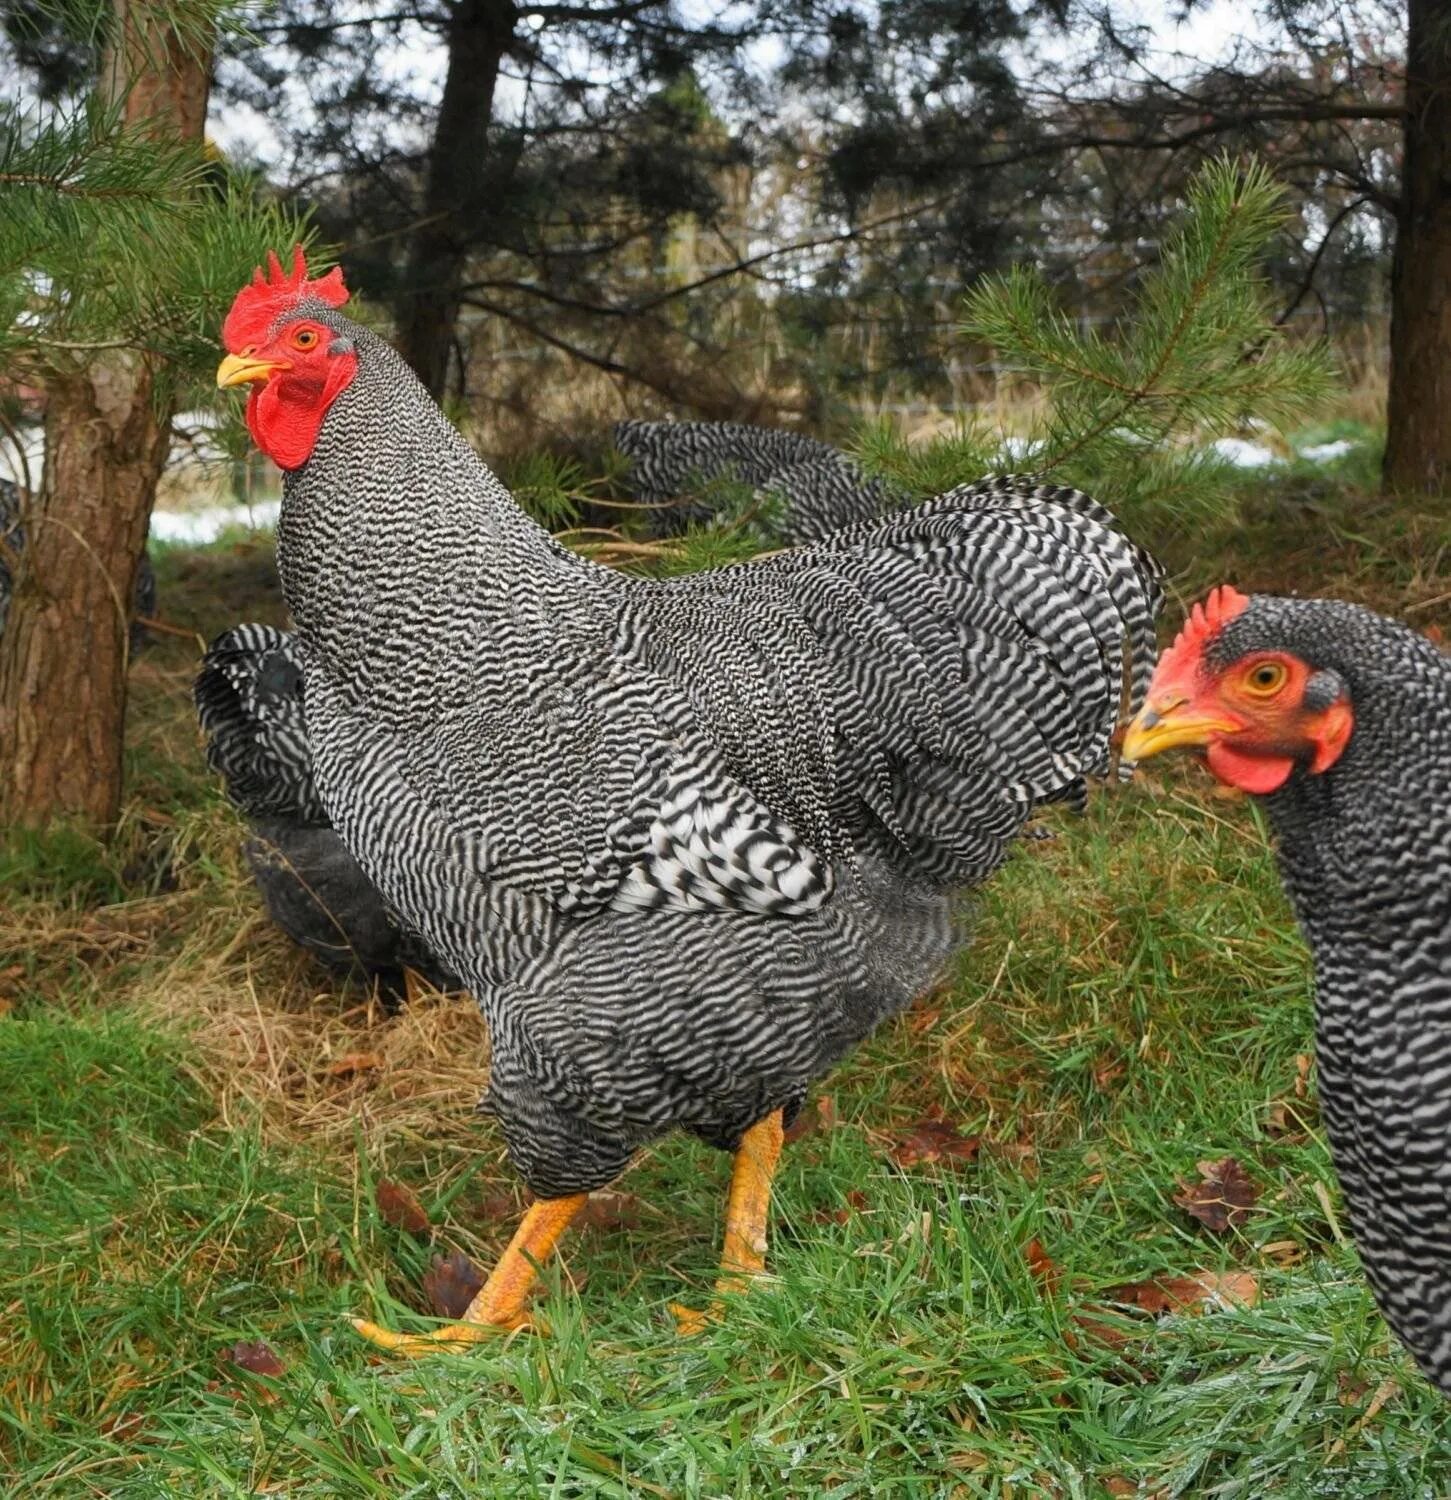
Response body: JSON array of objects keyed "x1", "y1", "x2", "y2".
[
  {"x1": 613, "y1": 419, "x2": 898, "y2": 543},
  {"x1": 274, "y1": 315, "x2": 1161, "y2": 1196}
]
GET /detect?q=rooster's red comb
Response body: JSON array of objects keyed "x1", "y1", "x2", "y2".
[
  {"x1": 1155, "y1": 584, "x2": 1251, "y2": 684},
  {"x1": 222, "y1": 246, "x2": 349, "y2": 352}
]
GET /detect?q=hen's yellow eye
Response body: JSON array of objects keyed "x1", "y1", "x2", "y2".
[
  {"x1": 1244, "y1": 660, "x2": 1287, "y2": 695},
  {"x1": 291, "y1": 327, "x2": 319, "y2": 349}
]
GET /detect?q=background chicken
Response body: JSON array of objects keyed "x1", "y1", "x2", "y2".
[
  {"x1": 614, "y1": 418, "x2": 899, "y2": 542},
  {"x1": 196, "y1": 623, "x2": 456, "y2": 997},
  {"x1": 217, "y1": 250, "x2": 1162, "y2": 1352},
  {"x1": 1125, "y1": 586, "x2": 1451, "y2": 1396}
]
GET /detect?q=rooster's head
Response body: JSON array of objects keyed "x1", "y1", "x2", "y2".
[
  {"x1": 1122, "y1": 584, "x2": 1355, "y2": 794},
  {"x1": 218, "y1": 247, "x2": 356, "y2": 471}
]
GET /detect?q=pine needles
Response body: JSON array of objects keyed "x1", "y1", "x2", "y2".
[
  {"x1": 854, "y1": 156, "x2": 1338, "y2": 524},
  {"x1": 0, "y1": 99, "x2": 313, "y2": 410}
]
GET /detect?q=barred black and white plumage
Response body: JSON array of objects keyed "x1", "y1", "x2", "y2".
[
  {"x1": 195, "y1": 623, "x2": 456, "y2": 996},
  {"x1": 612, "y1": 419, "x2": 900, "y2": 543},
  {"x1": 0, "y1": 477, "x2": 156, "y2": 650},
  {"x1": 1128, "y1": 591, "x2": 1451, "y2": 1396},
  {"x1": 253, "y1": 297, "x2": 1161, "y2": 1200}
]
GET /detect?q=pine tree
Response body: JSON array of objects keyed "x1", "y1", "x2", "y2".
[
  {"x1": 853, "y1": 157, "x2": 1336, "y2": 525},
  {"x1": 0, "y1": 0, "x2": 311, "y2": 829}
]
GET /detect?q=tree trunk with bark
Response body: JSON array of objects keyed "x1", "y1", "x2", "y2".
[
  {"x1": 1383, "y1": 0, "x2": 1451, "y2": 493},
  {"x1": 396, "y1": 0, "x2": 516, "y2": 398},
  {"x1": 0, "y1": 1, "x2": 211, "y2": 828}
]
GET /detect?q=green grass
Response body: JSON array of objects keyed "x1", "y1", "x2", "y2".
[{"x1": 5, "y1": 471, "x2": 1451, "y2": 1495}]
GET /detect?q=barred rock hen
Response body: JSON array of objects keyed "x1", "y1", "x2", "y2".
[
  {"x1": 613, "y1": 418, "x2": 897, "y2": 543},
  {"x1": 1124, "y1": 586, "x2": 1451, "y2": 1396},
  {"x1": 196, "y1": 623, "x2": 456, "y2": 997},
  {"x1": 217, "y1": 250, "x2": 1161, "y2": 1352},
  {"x1": 0, "y1": 477, "x2": 156, "y2": 649}
]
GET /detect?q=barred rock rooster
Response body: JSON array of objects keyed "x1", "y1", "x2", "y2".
[
  {"x1": 1124, "y1": 586, "x2": 1451, "y2": 1396},
  {"x1": 613, "y1": 419, "x2": 897, "y2": 543},
  {"x1": 196, "y1": 622, "x2": 456, "y2": 997},
  {"x1": 0, "y1": 477, "x2": 156, "y2": 649},
  {"x1": 217, "y1": 250, "x2": 1162, "y2": 1353}
]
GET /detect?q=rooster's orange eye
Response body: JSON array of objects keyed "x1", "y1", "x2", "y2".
[
  {"x1": 291, "y1": 327, "x2": 319, "y2": 350},
  {"x1": 1243, "y1": 660, "x2": 1287, "y2": 696}
]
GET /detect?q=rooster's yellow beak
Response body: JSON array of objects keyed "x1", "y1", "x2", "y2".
[
  {"x1": 217, "y1": 353, "x2": 287, "y2": 389},
  {"x1": 1122, "y1": 697, "x2": 1241, "y2": 761}
]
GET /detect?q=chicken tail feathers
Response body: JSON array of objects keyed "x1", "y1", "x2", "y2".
[{"x1": 195, "y1": 623, "x2": 326, "y2": 824}]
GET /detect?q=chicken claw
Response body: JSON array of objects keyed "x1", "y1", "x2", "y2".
[
  {"x1": 671, "y1": 1110, "x2": 784, "y2": 1337},
  {"x1": 351, "y1": 1193, "x2": 586, "y2": 1356}
]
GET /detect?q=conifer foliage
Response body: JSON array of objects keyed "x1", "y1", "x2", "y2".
[
  {"x1": 854, "y1": 158, "x2": 1336, "y2": 523},
  {"x1": 0, "y1": 0, "x2": 311, "y2": 828}
]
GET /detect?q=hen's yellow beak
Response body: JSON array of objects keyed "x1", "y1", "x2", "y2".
[
  {"x1": 217, "y1": 353, "x2": 287, "y2": 388},
  {"x1": 1122, "y1": 698, "x2": 1241, "y2": 761}
]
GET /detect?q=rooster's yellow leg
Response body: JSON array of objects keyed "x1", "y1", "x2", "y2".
[
  {"x1": 672, "y1": 1109, "x2": 785, "y2": 1335},
  {"x1": 352, "y1": 1193, "x2": 587, "y2": 1356}
]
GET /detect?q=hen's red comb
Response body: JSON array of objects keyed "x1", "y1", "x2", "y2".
[
  {"x1": 1155, "y1": 584, "x2": 1250, "y2": 684},
  {"x1": 222, "y1": 245, "x2": 349, "y2": 352}
]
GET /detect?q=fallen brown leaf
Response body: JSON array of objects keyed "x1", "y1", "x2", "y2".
[
  {"x1": 422, "y1": 1250, "x2": 486, "y2": 1319},
  {"x1": 1093, "y1": 1056, "x2": 1126, "y2": 1091},
  {"x1": 1294, "y1": 1052, "x2": 1312, "y2": 1099},
  {"x1": 577, "y1": 1189, "x2": 644, "y2": 1231},
  {"x1": 219, "y1": 1339, "x2": 286, "y2": 1377},
  {"x1": 784, "y1": 1093, "x2": 837, "y2": 1143},
  {"x1": 993, "y1": 1138, "x2": 1038, "y2": 1180},
  {"x1": 810, "y1": 1187, "x2": 869, "y2": 1225},
  {"x1": 471, "y1": 1187, "x2": 526, "y2": 1223},
  {"x1": 1106, "y1": 1270, "x2": 1259, "y2": 1315},
  {"x1": 1023, "y1": 1237, "x2": 1062, "y2": 1295},
  {"x1": 888, "y1": 1119, "x2": 982, "y2": 1169},
  {"x1": 99, "y1": 1412, "x2": 154, "y2": 1445},
  {"x1": 1173, "y1": 1156, "x2": 1259, "y2": 1234},
  {"x1": 216, "y1": 1339, "x2": 286, "y2": 1401},
  {"x1": 376, "y1": 1180, "x2": 430, "y2": 1236},
  {"x1": 325, "y1": 1051, "x2": 384, "y2": 1078}
]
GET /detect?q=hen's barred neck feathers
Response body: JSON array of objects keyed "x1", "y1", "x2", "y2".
[{"x1": 1214, "y1": 595, "x2": 1451, "y2": 1395}]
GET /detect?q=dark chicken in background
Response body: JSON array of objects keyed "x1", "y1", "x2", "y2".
[
  {"x1": 613, "y1": 418, "x2": 898, "y2": 542},
  {"x1": 216, "y1": 249, "x2": 1162, "y2": 1352},
  {"x1": 196, "y1": 623, "x2": 457, "y2": 998},
  {"x1": 1125, "y1": 585, "x2": 1451, "y2": 1397}
]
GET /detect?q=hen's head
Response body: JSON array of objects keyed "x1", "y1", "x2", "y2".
[
  {"x1": 1123, "y1": 585, "x2": 1355, "y2": 795},
  {"x1": 217, "y1": 247, "x2": 357, "y2": 471}
]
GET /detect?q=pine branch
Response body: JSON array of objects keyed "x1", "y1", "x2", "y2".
[{"x1": 856, "y1": 156, "x2": 1337, "y2": 526}]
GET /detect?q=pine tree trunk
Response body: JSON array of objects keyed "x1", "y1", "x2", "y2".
[
  {"x1": 0, "y1": 0, "x2": 211, "y2": 828},
  {"x1": 396, "y1": 0, "x2": 516, "y2": 398},
  {"x1": 0, "y1": 366, "x2": 170, "y2": 823},
  {"x1": 1383, "y1": 0, "x2": 1451, "y2": 493}
]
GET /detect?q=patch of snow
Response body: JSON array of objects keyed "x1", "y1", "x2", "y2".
[
  {"x1": 1207, "y1": 437, "x2": 1283, "y2": 469},
  {"x1": 998, "y1": 435, "x2": 1044, "y2": 462},
  {"x1": 149, "y1": 499, "x2": 280, "y2": 544},
  {"x1": 1298, "y1": 439, "x2": 1357, "y2": 463}
]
